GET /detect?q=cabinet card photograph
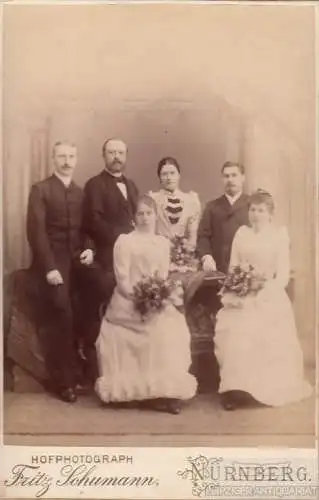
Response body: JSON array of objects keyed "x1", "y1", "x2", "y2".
[{"x1": 2, "y1": 1, "x2": 318, "y2": 499}]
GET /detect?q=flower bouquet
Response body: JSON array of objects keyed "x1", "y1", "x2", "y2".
[
  {"x1": 132, "y1": 272, "x2": 183, "y2": 320},
  {"x1": 169, "y1": 236, "x2": 200, "y2": 273},
  {"x1": 219, "y1": 264, "x2": 266, "y2": 307}
]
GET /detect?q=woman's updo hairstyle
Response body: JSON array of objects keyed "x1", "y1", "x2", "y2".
[
  {"x1": 157, "y1": 157, "x2": 181, "y2": 178},
  {"x1": 249, "y1": 189, "x2": 275, "y2": 214}
]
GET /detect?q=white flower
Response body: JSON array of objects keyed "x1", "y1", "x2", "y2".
[
  {"x1": 221, "y1": 293, "x2": 243, "y2": 309},
  {"x1": 240, "y1": 262, "x2": 251, "y2": 273}
]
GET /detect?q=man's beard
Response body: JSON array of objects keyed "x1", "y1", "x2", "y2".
[{"x1": 110, "y1": 160, "x2": 124, "y2": 170}]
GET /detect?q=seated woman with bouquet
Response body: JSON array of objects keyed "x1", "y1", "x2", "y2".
[
  {"x1": 148, "y1": 157, "x2": 201, "y2": 272},
  {"x1": 215, "y1": 189, "x2": 312, "y2": 410},
  {"x1": 95, "y1": 195, "x2": 197, "y2": 414}
]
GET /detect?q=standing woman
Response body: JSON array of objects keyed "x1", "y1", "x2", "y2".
[
  {"x1": 95, "y1": 195, "x2": 197, "y2": 414},
  {"x1": 214, "y1": 189, "x2": 313, "y2": 410},
  {"x1": 148, "y1": 157, "x2": 201, "y2": 249}
]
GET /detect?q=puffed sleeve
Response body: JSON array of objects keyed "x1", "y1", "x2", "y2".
[
  {"x1": 147, "y1": 191, "x2": 159, "y2": 212},
  {"x1": 148, "y1": 190, "x2": 161, "y2": 207},
  {"x1": 185, "y1": 191, "x2": 202, "y2": 248},
  {"x1": 157, "y1": 236, "x2": 171, "y2": 280},
  {"x1": 274, "y1": 226, "x2": 291, "y2": 289},
  {"x1": 113, "y1": 234, "x2": 132, "y2": 297}
]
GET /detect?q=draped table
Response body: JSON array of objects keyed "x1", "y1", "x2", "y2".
[{"x1": 169, "y1": 270, "x2": 225, "y2": 393}]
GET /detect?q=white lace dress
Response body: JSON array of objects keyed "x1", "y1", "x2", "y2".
[
  {"x1": 214, "y1": 224, "x2": 312, "y2": 406},
  {"x1": 95, "y1": 231, "x2": 197, "y2": 403}
]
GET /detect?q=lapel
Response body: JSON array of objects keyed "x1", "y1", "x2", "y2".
[
  {"x1": 218, "y1": 194, "x2": 248, "y2": 221},
  {"x1": 218, "y1": 194, "x2": 232, "y2": 213},
  {"x1": 232, "y1": 193, "x2": 249, "y2": 214},
  {"x1": 101, "y1": 170, "x2": 130, "y2": 212},
  {"x1": 49, "y1": 174, "x2": 79, "y2": 198},
  {"x1": 125, "y1": 177, "x2": 137, "y2": 211},
  {"x1": 50, "y1": 173, "x2": 71, "y2": 190}
]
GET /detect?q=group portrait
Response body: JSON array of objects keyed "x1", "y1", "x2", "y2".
[{"x1": 2, "y1": 2, "x2": 317, "y2": 449}]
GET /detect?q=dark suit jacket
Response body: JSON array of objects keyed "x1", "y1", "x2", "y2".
[
  {"x1": 26, "y1": 174, "x2": 91, "y2": 275},
  {"x1": 82, "y1": 170, "x2": 139, "y2": 270},
  {"x1": 197, "y1": 194, "x2": 250, "y2": 273}
]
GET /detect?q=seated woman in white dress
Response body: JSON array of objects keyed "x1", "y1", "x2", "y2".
[
  {"x1": 95, "y1": 195, "x2": 197, "y2": 414},
  {"x1": 214, "y1": 189, "x2": 312, "y2": 410},
  {"x1": 148, "y1": 157, "x2": 201, "y2": 249}
]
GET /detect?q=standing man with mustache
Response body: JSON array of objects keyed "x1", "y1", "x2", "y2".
[
  {"x1": 81, "y1": 138, "x2": 139, "y2": 382},
  {"x1": 27, "y1": 141, "x2": 94, "y2": 402},
  {"x1": 197, "y1": 161, "x2": 249, "y2": 274}
]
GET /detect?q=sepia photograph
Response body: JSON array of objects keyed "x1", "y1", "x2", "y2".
[{"x1": 2, "y1": 0, "x2": 317, "y2": 463}]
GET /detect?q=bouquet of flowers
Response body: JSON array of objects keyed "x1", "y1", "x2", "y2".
[
  {"x1": 219, "y1": 264, "x2": 266, "y2": 298},
  {"x1": 132, "y1": 272, "x2": 183, "y2": 320},
  {"x1": 169, "y1": 236, "x2": 200, "y2": 273}
]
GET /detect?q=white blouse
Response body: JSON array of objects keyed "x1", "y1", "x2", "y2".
[
  {"x1": 230, "y1": 224, "x2": 291, "y2": 289},
  {"x1": 113, "y1": 231, "x2": 170, "y2": 298},
  {"x1": 148, "y1": 189, "x2": 201, "y2": 247}
]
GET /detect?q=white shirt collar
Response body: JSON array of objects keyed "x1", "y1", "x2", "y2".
[
  {"x1": 54, "y1": 171, "x2": 72, "y2": 187},
  {"x1": 225, "y1": 191, "x2": 243, "y2": 205}
]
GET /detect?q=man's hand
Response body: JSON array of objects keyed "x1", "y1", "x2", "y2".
[
  {"x1": 202, "y1": 254, "x2": 217, "y2": 272},
  {"x1": 80, "y1": 249, "x2": 94, "y2": 266},
  {"x1": 46, "y1": 269, "x2": 64, "y2": 286}
]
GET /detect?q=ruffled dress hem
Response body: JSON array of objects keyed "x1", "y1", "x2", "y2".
[{"x1": 95, "y1": 374, "x2": 197, "y2": 403}]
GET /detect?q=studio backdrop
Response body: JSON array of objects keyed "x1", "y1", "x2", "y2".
[{"x1": 3, "y1": 4, "x2": 316, "y2": 364}]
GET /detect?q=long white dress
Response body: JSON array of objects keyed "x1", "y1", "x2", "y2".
[
  {"x1": 95, "y1": 230, "x2": 197, "y2": 403},
  {"x1": 214, "y1": 224, "x2": 312, "y2": 407}
]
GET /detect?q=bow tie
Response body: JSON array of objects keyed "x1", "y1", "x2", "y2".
[{"x1": 114, "y1": 176, "x2": 125, "y2": 183}]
